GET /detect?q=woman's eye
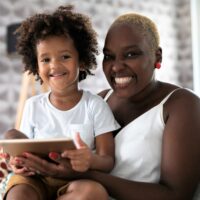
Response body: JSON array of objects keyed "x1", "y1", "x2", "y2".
[
  {"x1": 126, "y1": 52, "x2": 135, "y2": 58},
  {"x1": 125, "y1": 51, "x2": 142, "y2": 58},
  {"x1": 103, "y1": 54, "x2": 113, "y2": 61}
]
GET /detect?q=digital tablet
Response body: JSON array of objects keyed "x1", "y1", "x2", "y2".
[{"x1": 0, "y1": 138, "x2": 76, "y2": 157}]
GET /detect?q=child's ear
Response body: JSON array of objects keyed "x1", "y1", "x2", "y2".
[
  {"x1": 155, "y1": 47, "x2": 162, "y2": 63},
  {"x1": 79, "y1": 61, "x2": 85, "y2": 70},
  {"x1": 79, "y1": 64, "x2": 87, "y2": 81},
  {"x1": 79, "y1": 66, "x2": 86, "y2": 73},
  {"x1": 79, "y1": 66, "x2": 85, "y2": 71}
]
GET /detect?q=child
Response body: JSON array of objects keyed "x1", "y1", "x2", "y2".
[{"x1": 3, "y1": 5, "x2": 120, "y2": 200}]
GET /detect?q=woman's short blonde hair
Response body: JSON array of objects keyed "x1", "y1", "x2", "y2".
[{"x1": 111, "y1": 13, "x2": 160, "y2": 51}]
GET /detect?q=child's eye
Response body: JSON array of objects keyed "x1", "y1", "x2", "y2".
[
  {"x1": 41, "y1": 58, "x2": 50, "y2": 63},
  {"x1": 62, "y1": 55, "x2": 70, "y2": 60}
]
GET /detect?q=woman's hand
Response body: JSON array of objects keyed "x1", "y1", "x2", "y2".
[
  {"x1": 0, "y1": 151, "x2": 34, "y2": 176},
  {"x1": 61, "y1": 132, "x2": 93, "y2": 172},
  {"x1": 13, "y1": 152, "x2": 76, "y2": 179},
  {"x1": 9, "y1": 156, "x2": 35, "y2": 176}
]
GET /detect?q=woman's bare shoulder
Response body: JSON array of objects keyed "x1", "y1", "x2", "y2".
[
  {"x1": 166, "y1": 88, "x2": 200, "y2": 106},
  {"x1": 97, "y1": 89, "x2": 110, "y2": 98}
]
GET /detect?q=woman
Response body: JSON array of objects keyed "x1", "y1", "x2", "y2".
[
  {"x1": 93, "y1": 13, "x2": 200, "y2": 200},
  {"x1": 8, "y1": 12, "x2": 200, "y2": 200}
]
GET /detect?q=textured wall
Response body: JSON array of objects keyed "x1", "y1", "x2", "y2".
[{"x1": 0, "y1": 0, "x2": 192, "y2": 137}]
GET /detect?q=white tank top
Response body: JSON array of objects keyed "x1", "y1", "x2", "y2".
[
  {"x1": 105, "y1": 89, "x2": 200, "y2": 200},
  {"x1": 110, "y1": 91, "x2": 176, "y2": 182}
]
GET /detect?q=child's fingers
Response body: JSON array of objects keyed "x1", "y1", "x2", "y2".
[
  {"x1": 73, "y1": 132, "x2": 87, "y2": 149},
  {"x1": 62, "y1": 148, "x2": 89, "y2": 160}
]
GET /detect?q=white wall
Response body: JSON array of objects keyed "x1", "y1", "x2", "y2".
[{"x1": 191, "y1": 0, "x2": 200, "y2": 96}]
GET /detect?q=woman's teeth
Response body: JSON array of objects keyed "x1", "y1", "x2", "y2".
[{"x1": 115, "y1": 77, "x2": 132, "y2": 85}]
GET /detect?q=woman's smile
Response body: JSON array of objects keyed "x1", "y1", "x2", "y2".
[{"x1": 113, "y1": 76, "x2": 135, "y2": 88}]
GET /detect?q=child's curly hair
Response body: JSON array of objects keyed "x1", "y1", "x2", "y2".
[{"x1": 16, "y1": 5, "x2": 99, "y2": 82}]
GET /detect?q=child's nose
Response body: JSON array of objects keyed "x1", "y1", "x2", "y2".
[{"x1": 50, "y1": 59, "x2": 60, "y2": 69}]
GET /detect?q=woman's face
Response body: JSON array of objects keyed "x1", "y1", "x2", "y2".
[
  {"x1": 103, "y1": 23, "x2": 157, "y2": 98},
  {"x1": 36, "y1": 35, "x2": 80, "y2": 93}
]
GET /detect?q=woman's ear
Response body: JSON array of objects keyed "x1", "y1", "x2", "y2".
[
  {"x1": 154, "y1": 47, "x2": 162, "y2": 69},
  {"x1": 156, "y1": 47, "x2": 162, "y2": 63}
]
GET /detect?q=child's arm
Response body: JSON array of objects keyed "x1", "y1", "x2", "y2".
[
  {"x1": 62, "y1": 132, "x2": 115, "y2": 173},
  {"x1": 90, "y1": 132, "x2": 114, "y2": 172}
]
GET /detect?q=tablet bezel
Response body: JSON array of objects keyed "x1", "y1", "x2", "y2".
[{"x1": 0, "y1": 138, "x2": 75, "y2": 157}]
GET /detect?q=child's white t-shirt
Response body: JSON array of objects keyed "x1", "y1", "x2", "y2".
[{"x1": 20, "y1": 90, "x2": 120, "y2": 149}]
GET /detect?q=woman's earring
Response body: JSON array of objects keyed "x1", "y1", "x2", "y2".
[{"x1": 155, "y1": 62, "x2": 161, "y2": 69}]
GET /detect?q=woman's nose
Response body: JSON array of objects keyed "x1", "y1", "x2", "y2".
[{"x1": 112, "y1": 59, "x2": 125, "y2": 72}]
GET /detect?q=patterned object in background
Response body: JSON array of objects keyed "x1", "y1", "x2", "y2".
[
  {"x1": 0, "y1": 149, "x2": 11, "y2": 197},
  {"x1": 0, "y1": 147, "x2": 11, "y2": 184},
  {"x1": 0, "y1": 160, "x2": 9, "y2": 182}
]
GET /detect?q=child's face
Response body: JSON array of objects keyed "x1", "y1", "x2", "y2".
[{"x1": 36, "y1": 35, "x2": 80, "y2": 93}]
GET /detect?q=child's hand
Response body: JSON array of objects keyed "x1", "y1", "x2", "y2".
[{"x1": 61, "y1": 132, "x2": 93, "y2": 172}]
